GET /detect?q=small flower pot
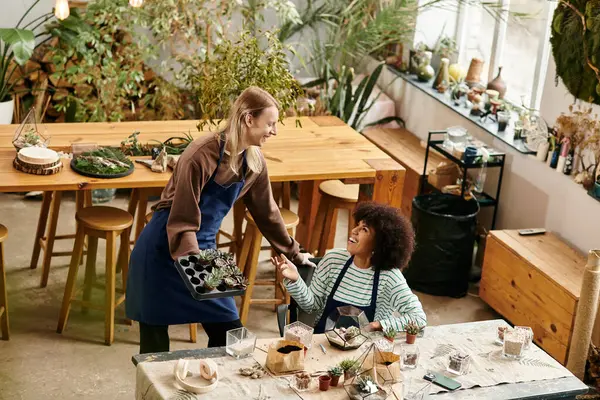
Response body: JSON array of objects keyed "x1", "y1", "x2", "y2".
[
  {"x1": 406, "y1": 334, "x2": 416, "y2": 344},
  {"x1": 319, "y1": 375, "x2": 331, "y2": 391},
  {"x1": 384, "y1": 336, "x2": 394, "y2": 343},
  {"x1": 329, "y1": 374, "x2": 341, "y2": 387}
]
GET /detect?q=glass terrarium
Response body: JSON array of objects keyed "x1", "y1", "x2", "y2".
[
  {"x1": 503, "y1": 329, "x2": 526, "y2": 360},
  {"x1": 325, "y1": 305, "x2": 370, "y2": 350},
  {"x1": 403, "y1": 378, "x2": 432, "y2": 400},
  {"x1": 12, "y1": 107, "x2": 50, "y2": 151},
  {"x1": 284, "y1": 321, "x2": 314, "y2": 349},
  {"x1": 400, "y1": 344, "x2": 420, "y2": 370},
  {"x1": 225, "y1": 327, "x2": 256, "y2": 359},
  {"x1": 344, "y1": 342, "x2": 403, "y2": 400},
  {"x1": 447, "y1": 351, "x2": 471, "y2": 375}
]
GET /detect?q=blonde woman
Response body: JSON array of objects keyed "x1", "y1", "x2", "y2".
[{"x1": 127, "y1": 87, "x2": 314, "y2": 353}]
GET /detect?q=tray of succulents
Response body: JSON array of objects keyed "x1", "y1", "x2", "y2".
[{"x1": 174, "y1": 249, "x2": 248, "y2": 300}]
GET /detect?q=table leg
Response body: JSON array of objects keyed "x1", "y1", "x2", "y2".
[
  {"x1": 363, "y1": 160, "x2": 405, "y2": 208},
  {"x1": 295, "y1": 180, "x2": 323, "y2": 249}
]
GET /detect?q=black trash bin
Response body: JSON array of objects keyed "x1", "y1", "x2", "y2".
[{"x1": 404, "y1": 193, "x2": 479, "y2": 298}]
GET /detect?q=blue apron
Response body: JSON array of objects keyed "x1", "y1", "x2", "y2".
[
  {"x1": 313, "y1": 256, "x2": 380, "y2": 333},
  {"x1": 126, "y1": 138, "x2": 246, "y2": 325}
]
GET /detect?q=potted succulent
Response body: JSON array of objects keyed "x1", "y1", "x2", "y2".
[
  {"x1": 383, "y1": 327, "x2": 397, "y2": 343},
  {"x1": 328, "y1": 366, "x2": 343, "y2": 387},
  {"x1": 203, "y1": 269, "x2": 224, "y2": 292},
  {"x1": 404, "y1": 321, "x2": 420, "y2": 344},
  {"x1": 339, "y1": 358, "x2": 360, "y2": 381}
]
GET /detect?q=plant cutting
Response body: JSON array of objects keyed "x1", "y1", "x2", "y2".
[
  {"x1": 383, "y1": 327, "x2": 397, "y2": 343},
  {"x1": 71, "y1": 147, "x2": 133, "y2": 178},
  {"x1": 339, "y1": 358, "x2": 360, "y2": 381},
  {"x1": 404, "y1": 320, "x2": 420, "y2": 344},
  {"x1": 328, "y1": 366, "x2": 343, "y2": 387}
]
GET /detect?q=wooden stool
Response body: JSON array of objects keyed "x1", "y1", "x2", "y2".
[
  {"x1": 31, "y1": 190, "x2": 92, "y2": 288},
  {"x1": 57, "y1": 206, "x2": 133, "y2": 345},
  {"x1": 309, "y1": 180, "x2": 359, "y2": 257},
  {"x1": 238, "y1": 208, "x2": 299, "y2": 325},
  {"x1": 0, "y1": 224, "x2": 9, "y2": 340},
  {"x1": 144, "y1": 211, "x2": 198, "y2": 343}
]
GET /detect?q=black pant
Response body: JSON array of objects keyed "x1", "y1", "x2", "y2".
[{"x1": 139, "y1": 320, "x2": 243, "y2": 354}]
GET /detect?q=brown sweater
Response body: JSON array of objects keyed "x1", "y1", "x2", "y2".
[{"x1": 153, "y1": 133, "x2": 302, "y2": 264}]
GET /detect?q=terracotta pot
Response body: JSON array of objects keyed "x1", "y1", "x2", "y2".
[
  {"x1": 329, "y1": 374, "x2": 341, "y2": 387},
  {"x1": 384, "y1": 336, "x2": 394, "y2": 343},
  {"x1": 319, "y1": 375, "x2": 331, "y2": 391},
  {"x1": 406, "y1": 334, "x2": 416, "y2": 344}
]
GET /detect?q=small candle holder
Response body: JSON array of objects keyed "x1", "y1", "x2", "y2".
[
  {"x1": 503, "y1": 329, "x2": 526, "y2": 359},
  {"x1": 284, "y1": 321, "x2": 314, "y2": 349},
  {"x1": 447, "y1": 351, "x2": 471, "y2": 375},
  {"x1": 291, "y1": 371, "x2": 313, "y2": 392},
  {"x1": 496, "y1": 326, "x2": 510, "y2": 345},
  {"x1": 225, "y1": 327, "x2": 256, "y2": 359},
  {"x1": 515, "y1": 326, "x2": 533, "y2": 350},
  {"x1": 400, "y1": 344, "x2": 419, "y2": 370}
]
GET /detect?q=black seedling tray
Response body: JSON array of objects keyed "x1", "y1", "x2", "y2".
[{"x1": 174, "y1": 254, "x2": 246, "y2": 301}]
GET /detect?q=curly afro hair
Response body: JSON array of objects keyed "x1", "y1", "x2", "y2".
[{"x1": 353, "y1": 202, "x2": 415, "y2": 271}]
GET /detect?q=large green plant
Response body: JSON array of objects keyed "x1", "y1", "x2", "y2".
[
  {"x1": 304, "y1": 62, "x2": 404, "y2": 131},
  {"x1": 0, "y1": 0, "x2": 48, "y2": 102},
  {"x1": 550, "y1": 0, "x2": 600, "y2": 105},
  {"x1": 45, "y1": 2, "x2": 182, "y2": 122},
  {"x1": 191, "y1": 30, "x2": 303, "y2": 130}
]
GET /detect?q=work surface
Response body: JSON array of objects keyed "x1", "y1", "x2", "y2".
[
  {"x1": 132, "y1": 320, "x2": 588, "y2": 400},
  {"x1": 0, "y1": 116, "x2": 399, "y2": 192}
]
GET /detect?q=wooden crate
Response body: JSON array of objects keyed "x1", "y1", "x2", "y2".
[{"x1": 479, "y1": 230, "x2": 586, "y2": 365}]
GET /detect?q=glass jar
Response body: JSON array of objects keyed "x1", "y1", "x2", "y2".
[
  {"x1": 401, "y1": 344, "x2": 420, "y2": 370},
  {"x1": 515, "y1": 326, "x2": 533, "y2": 350},
  {"x1": 503, "y1": 329, "x2": 526, "y2": 359},
  {"x1": 225, "y1": 327, "x2": 256, "y2": 359},
  {"x1": 447, "y1": 352, "x2": 471, "y2": 375},
  {"x1": 496, "y1": 326, "x2": 510, "y2": 345},
  {"x1": 284, "y1": 321, "x2": 314, "y2": 349}
]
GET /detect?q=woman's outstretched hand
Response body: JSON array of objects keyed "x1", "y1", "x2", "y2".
[{"x1": 271, "y1": 254, "x2": 300, "y2": 282}]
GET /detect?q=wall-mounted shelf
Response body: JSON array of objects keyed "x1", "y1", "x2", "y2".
[{"x1": 387, "y1": 65, "x2": 535, "y2": 155}]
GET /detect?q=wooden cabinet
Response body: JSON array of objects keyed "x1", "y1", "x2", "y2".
[{"x1": 479, "y1": 230, "x2": 586, "y2": 364}]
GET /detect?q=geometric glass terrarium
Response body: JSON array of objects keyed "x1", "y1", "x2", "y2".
[
  {"x1": 344, "y1": 343, "x2": 403, "y2": 400},
  {"x1": 12, "y1": 107, "x2": 50, "y2": 151},
  {"x1": 325, "y1": 305, "x2": 370, "y2": 350}
]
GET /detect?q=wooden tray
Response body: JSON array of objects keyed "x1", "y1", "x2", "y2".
[
  {"x1": 174, "y1": 256, "x2": 246, "y2": 301},
  {"x1": 70, "y1": 158, "x2": 134, "y2": 179}
]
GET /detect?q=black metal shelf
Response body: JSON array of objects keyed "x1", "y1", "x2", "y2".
[{"x1": 421, "y1": 131, "x2": 506, "y2": 229}]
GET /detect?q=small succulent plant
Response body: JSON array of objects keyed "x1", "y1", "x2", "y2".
[
  {"x1": 404, "y1": 320, "x2": 420, "y2": 335},
  {"x1": 203, "y1": 269, "x2": 224, "y2": 291},
  {"x1": 328, "y1": 366, "x2": 343, "y2": 377},
  {"x1": 344, "y1": 326, "x2": 361, "y2": 341},
  {"x1": 383, "y1": 327, "x2": 397, "y2": 340},
  {"x1": 339, "y1": 358, "x2": 360, "y2": 372}
]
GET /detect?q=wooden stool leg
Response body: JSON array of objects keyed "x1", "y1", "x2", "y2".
[
  {"x1": 189, "y1": 323, "x2": 197, "y2": 343},
  {"x1": 239, "y1": 227, "x2": 262, "y2": 325},
  {"x1": 30, "y1": 191, "x2": 52, "y2": 270},
  {"x1": 134, "y1": 191, "x2": 149, "y2": 242},
  {"x1": 347, "y1": 207, "x2": 356, "y2": 240},
  {"x1": 237, "y1": 227, "x2": 254, "y2": 275},
  {"x1": 84, "y1": 190, "x2": 93, "y2": 208},
  {"x1": 309, "y1": 196, "x2": 329, "y2": 257},
  {"x1": 41, "y1": 191, "x2": 62, "y2": 288},
  {"x1": 57, "y1": 224, "x2": 86, "y2": 334},
  {"x1": 81, "y1": 236, "x2": 98, "y2": 314},
  {"x1": 75, "y1": 192, "x2": 86, "y2": 266},
  {"x1": 118, "y1": 228, "x2": 133, "y2": 326},
  {"x1": 104, "y1": 231, "x2": 117, "y2": 345},
  {"x1": 0, "y1": 242, "x2": 9, "y2": 340},
  {"x1": 127, "y1": 189, "x2": 140, "y2": 245}
]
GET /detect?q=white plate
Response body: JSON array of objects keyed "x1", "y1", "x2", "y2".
[{"x1": 17, "y1": 147, "x2": 59, "y2": 165}]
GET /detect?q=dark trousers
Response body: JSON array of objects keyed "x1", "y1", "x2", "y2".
[{"x1": 139, "y1": 319, "x2": 243, "y2": 354}]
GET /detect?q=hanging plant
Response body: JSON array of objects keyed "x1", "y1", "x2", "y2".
[{"x1": 550, "y1": 0, "x2": 600, "y2": 105}]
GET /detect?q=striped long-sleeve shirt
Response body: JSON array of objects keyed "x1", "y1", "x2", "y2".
[{"x1": 285, "y1": 248, "x2": 427, "y2": 332}]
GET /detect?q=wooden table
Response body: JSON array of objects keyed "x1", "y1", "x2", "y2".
[
  {"x1": 0, "y1": 116, "x2": 405, "y2": 247},
  {"x1": 132, "y1": 320, "x2": 588, "y2": 399}
]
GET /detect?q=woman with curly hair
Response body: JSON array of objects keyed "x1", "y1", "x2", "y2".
[{"x1": 271, "y1": 202, "x2": 426, "y2": 333}]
